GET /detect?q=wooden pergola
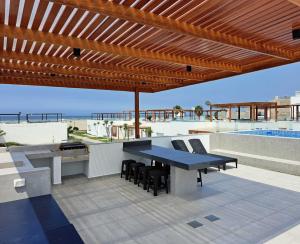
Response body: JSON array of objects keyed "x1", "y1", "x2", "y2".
[
  {"x1": 1, "y1": 0, "x2": 300, "y2": 137},
  {"x1": 210, "y1": 102, "x2": 300, "y2": 121},
  {"x1": 210, "y1": 102, "x2": 278, "y2": 121}
]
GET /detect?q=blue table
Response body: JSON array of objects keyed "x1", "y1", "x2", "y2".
[
  {"x1": 0, "y1": 195, "x2": 83, "y2": 244},
  {"x1": 123, "y1": 141, "x2": 230, "y2": 170},
  {"x1": 123, "y1": 140, "x2": 230, "y2": 195}
]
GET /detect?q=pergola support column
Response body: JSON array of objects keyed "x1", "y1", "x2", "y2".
[
  {"x1": 134, "y1": 90, "x2": 140, "y2": 139},
  {"x1": 255, "y1": 106, "x2": 258, "y2": 121},
  {"x1": 264, "y1": 107, "x2": 268, "y2": 121}
]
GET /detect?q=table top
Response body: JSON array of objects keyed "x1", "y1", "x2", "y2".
[
  {"x1": 123, "y1": 143, "x2": 232, "y2": 170},
  {"x1": 0, "y1": 195, "x2": 83, "y2": 243}
]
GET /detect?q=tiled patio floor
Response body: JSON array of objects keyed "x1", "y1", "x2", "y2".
[{"x1": 52, "y1": 165, "x2": 300, "y2": 244}]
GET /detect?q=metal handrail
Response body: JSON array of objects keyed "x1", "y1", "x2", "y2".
[
  {"x1": 0, "y1": 113, "x2": 21, "y2": 123},
  {"x1": 26, "y1": 113, "x2": 63, "y2": 123}
]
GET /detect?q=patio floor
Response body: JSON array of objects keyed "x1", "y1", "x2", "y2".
[{"x1": 52, "y1": 165, "x2": 300, "y2": 244}]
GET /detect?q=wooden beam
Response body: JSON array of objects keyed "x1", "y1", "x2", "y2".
[
  {"x1": 0, "y1": 60, "x2": 182, "y2": 86},
  {"x1": 0, "y1": 50, "x2": 204, "y2": 81},
  {"x1": 0, "y1": 75, "x2": 155, "y2": 92},
  {"x1": 134, "y1": 90, "x2": 140, "y2": 139},
  {"x1": 0, "y1": 25, "x2": 241, "y2": 72},
  {"x1": 288, "y1": 0, "x2": 300, "y2": 7},
  {"x1": 0, "y1": 71, "x2": 162, "y2": 91},
  {"x1": 0, "y1": 69, "x2": 179, "y2": 92},
  {"x1": 50, "y1": 0, "x2": 294, "y2": 60}
]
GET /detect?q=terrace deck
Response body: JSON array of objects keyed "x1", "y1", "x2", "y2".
[{"x1": 52, "y1": 164, "x2": 300, "y2": 244}]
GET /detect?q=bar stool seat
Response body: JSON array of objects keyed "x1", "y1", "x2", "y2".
[
  {"x1": 129, "y1": 162, "x2": 145, "y2": 184},
  {"x1": 121, "y1": 159, "x2": 136, "y2": 180},
  {"x1": 147, "y1": 169, "x2": 169, "y2": 196}
]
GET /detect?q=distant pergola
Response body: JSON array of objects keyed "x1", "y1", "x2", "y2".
[
  {"x1": 210, "y1": 102, "x2": 300, "y2": 121},
  {"x1": 1, "y1": 0, "x2": 300, "y2": 137}
]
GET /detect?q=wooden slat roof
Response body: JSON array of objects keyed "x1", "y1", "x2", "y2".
[{"x1": 1, "y1": 0, "x2": 300, "y2": 92}]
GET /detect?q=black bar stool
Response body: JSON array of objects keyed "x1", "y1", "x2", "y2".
[
  {"x1": 198, "y1": 169, "x2": 202, "y2": 187},
  {"x1": 137, "y1": 166, "x2": 154, "y2": 190},
  {"x1": 129, "y1": 162, "x2": 145, "y2": 184},
  {"x1": 147, "y1": 169, "x2": 169, "y2": 196},
  {"x1": 121, "y1": 159, "x2": 136, "y2": 180}
]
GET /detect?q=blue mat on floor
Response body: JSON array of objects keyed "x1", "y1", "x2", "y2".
[{"x1": 0, "y1": 195, "x2": 83, "y2": 244}]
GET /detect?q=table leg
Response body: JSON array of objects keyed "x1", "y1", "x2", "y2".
[{"x1": 170, "y1": 166, "x2": 198, "y2": 196}]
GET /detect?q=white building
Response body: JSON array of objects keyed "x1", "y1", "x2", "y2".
[{"x1": 290, "y1": 91, "x2": 300, "y2": 119}]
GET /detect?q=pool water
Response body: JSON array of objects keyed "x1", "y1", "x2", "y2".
[{"x1": 234, "y1": 130, "x2": 300, "y2": 139}]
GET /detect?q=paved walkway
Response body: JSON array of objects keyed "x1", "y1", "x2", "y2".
[{"x1": 53, "y1": 164, "x2": 300, "y2": 244}]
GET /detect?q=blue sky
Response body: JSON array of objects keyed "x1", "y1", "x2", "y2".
[{"x1": 1, "y1": 62, "x2": 300, "y2": 115}]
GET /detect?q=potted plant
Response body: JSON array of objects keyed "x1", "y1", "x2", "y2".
[
  {"x1": 0, "y1": 129, "x2": 6, "y2": 149},
  {"x1": 173, "y1": 105, "x2": 182, "y2": 117},
  {"x1": 67, "y1": 126, "x2": 73, "y2": 139},
  {"x1": 145, "y1": 127, "x2": 153, "y2": 137},
  {"x1": 102, "y1": 120, "x2": 111, "y2": 139},
  {"x1": 194, "y1": 105, "x2": 203, "y2": 119},
  {"x1": 123, "y1": 123, "x2": 129, "y2": 140},
  {"x1": 147, "y1": 115, "x2": 152, "y2": 121}
]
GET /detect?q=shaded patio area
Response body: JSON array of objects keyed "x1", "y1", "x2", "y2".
[{"x1": 53, "y1": 165, "x2": 300, "y2": 244}]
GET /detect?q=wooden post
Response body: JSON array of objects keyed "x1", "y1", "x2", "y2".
[
  {"x1": 297, "y1": 105, "x2": 299, "y2": 121},
  {"x1": 275, "y1": 104, "x2": 278, "y2": 122},
  {"x1": 238, "y1": 106, "x2": 241, "y2": 120},
  {"x1": 264, "y1": 107, "x2": 268, "y2": 121},
  {"x1": 255, "y1": 106, "x2": 258, "y2": 121},
  {"x1": 250, "y1": 106, "x2": 252, "y2": 120},
  {"x1": 134, "y1": 90, "x2": 140, "y2": 139},
  {"x1": 209, "y1": 105, "x2": 212, "y2": 122},
  {"x1": 229, "y1": 106, "x2": 232, "y2": 122}
]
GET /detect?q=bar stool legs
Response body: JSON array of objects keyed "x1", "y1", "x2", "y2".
[{"x1": 197, "y1": 169, "x2": 202, "y2": 187}]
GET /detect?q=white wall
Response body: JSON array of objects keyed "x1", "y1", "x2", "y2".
[
  {"x1": 291, "y1": 92, "x2": 300, "y2": 118},
  {"x1": 0, "y1": 122, "x2": 68, "y2": 144},
  {"x1": 87, "y1": 134, "x2": 209, "y2": 178},
  {"x1": 87, "y1": 119, "x2": 300, "y2": 139},
  {"x1": 291, "y1": 91, "x2": 300, "y2": 105}
]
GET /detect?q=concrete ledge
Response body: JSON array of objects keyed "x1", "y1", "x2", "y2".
[
  {"x1": 211, "y1": 149, "x2": 300, "y2": 176},
  {"x1": 0, "y1": 167, "x2": 51, "y2": 203}
]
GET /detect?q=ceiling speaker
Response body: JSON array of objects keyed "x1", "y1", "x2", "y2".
[
  {"x1": 292, "y1": 29, "x2": 300, "y2": 40},
  {"x1": 73, "y1": 48, "x2": 81, "y2": 57}
]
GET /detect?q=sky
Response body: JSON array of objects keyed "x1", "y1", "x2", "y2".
[{"x1": 1, "y1": 62, "x2": 300, "y2": 115}]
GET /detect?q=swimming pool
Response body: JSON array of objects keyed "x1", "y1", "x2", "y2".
[{"x1": 234, "y1": 130, "x2": 300, "y2": 139}]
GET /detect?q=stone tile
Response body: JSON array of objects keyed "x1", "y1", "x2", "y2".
[
  {"x1": 134, "y1": 225, "x2": 209, "y2": 244},
  {"x1": 202, "y1": 208, "x2": 254, "y2": 232},
  {"x1": 78, "y1": 222, "x2": 130, "y2": 244},
  {"x1": 224, "y1": 199, "x2": 275, "y2": 221},
  {"x1": 52, "y1": 164, "x2": 300, "y2": 244},
  {"x1": 234, "y1": 221, "x2": 278, "y2": 243},
  {"x1": 265, "y1": 223, "x2": 300, "y2": 244},
  {"x1": 281, "y1": 203, "x2": 300, "y2": 218},
  {"x1": 211, "y1": 232, "x2": 250, "y2": 244}
]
